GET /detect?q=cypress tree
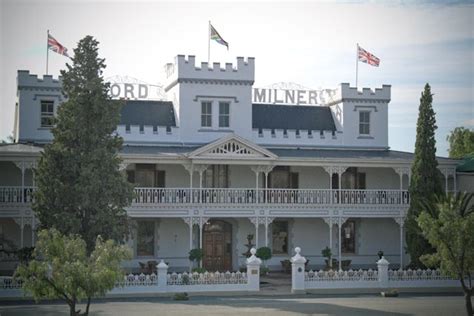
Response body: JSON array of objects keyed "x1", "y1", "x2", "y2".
[
  {"x1": 406, "y1": 83, "x2": 443, "y2": 268},
  {"x1": 33, "y1": 36, "x2": 133, "y2": 254}
]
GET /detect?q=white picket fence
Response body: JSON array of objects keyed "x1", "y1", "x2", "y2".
[
  {"x1": 291, "y1": 247, "x2": 461, "y2": 293},
  {"x1": 0, "y1": 249, "x2": 262, "y2": 298}
]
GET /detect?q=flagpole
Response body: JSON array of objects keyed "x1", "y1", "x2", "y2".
[
  {"x1": 208, "y1": 21, "x2": 211, "y2": 64},
  {"x1": 355, "y1": 43, "x2": 359, "y2": 88},
  {"x1": 46, "y1": 30, "x2": 50, "y2": 75}
]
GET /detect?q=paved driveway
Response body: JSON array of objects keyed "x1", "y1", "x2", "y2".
[{"x1": 0, "y1": 294, "x2": 467, "y2": 315}]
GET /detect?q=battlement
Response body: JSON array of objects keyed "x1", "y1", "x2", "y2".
[
  {"x1": 165, "y1": 55, "x2": 255, "y2": 89},
  {"x1": 17, "y1": 70, "x2": 62, "y2": 90},
  {"x1": 337, "y1": 83, "x2": 391, "y2": 101}
]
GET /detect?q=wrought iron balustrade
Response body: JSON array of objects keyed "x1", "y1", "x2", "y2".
[
  {"x1": 132, "y1": 188, "x2": 409, "y2": 205},
  {"x1": 0, "y1": 186, "x2": 35, "y2": 203}
]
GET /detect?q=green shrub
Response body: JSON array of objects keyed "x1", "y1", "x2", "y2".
[
  {"x1": 192, "y1": 267, "x2": 206, "y2": 274},
  {"x1": 256, "y1": 247, "x2": 272, "y2": 262},
  {"x1": 173, "y1": 292, "x2": 189, "y2": 300}
]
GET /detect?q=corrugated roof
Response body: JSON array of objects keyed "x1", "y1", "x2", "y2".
[
  {"x1": 252, "y1": 103, "x2": 336, "y2": 131},
  {"x1": 119, "y1": 100, "x2": 176, "y2": 127}
]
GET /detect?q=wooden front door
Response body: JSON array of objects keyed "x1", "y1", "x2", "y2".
[{"x1": 203, "y1": 220, "x2": 232, "y2": 272}]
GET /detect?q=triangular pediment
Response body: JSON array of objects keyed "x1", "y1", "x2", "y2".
[{"x1": 188, "y1": 134, "x2": 277, "y2": 160}]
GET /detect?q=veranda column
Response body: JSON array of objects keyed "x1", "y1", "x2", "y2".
[
  {"x1": 13, "y1": 217, "x2": 24, "y2": 248},
  {"x1": 14, "y1": 162, "x2": 26, "y2": 203},
  {"x1": 394, "y1": 217, "x2": 405, "y2": 269},
  {"x1": 264, "y1": 217, "x2": 274, "y2": 247},
  {"x1": 323, "y1": 217, "x2": 333, "y2": 267},
  {"x1": 249, "y1": 217, "x2": 259, "y2": 248},
  {"x1": 338, "y1": 216, "x2": 342, "y2": 271}
]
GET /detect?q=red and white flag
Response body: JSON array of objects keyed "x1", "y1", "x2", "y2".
[
  {"x1": 358, "y1": 45, "x2": 380, "y2": 67},
  {"x1": 48, "y1": 33, "x2": 69, "y2": 57}
]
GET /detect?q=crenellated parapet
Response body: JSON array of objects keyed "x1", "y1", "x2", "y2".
[
  {"x1": 17, "y1": 70, "x2": 62, "y2": 91},
  {"x1": 164, "y1": 55, "x2": 255, "y2": 91},
  {"x1": 334, "y1": 83, "x2": 391, "y2": 103}
]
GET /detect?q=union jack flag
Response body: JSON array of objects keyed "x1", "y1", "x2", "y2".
[
  {"x1": 48, "y1": 33, "x2": 69, "y2": 57},
  {"x1": 358, "y1": 45, "x2": 380, "y2": 67}
]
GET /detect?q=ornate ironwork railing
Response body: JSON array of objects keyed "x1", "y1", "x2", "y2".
[
  {"x1": 132, "y1": 188, "x2": 409, "y2": 205},
  {"x1": 0, "y1": 186, "x2": 409, "y2": 206}
]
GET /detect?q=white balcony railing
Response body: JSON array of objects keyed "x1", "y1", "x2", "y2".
[
  {"x1": 132, "y1": 188, "x2": 409, "y2": 205},
  {"x1": 0, "y1": 186, "x2": 410, "y2": 206},
  {"x1": 0, "y1": 186, "x2": 35, "y2": 203}
]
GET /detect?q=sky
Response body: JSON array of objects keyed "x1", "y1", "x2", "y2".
[{"x1": 0, "y1": 0, "x2": 473, "y2": 156}]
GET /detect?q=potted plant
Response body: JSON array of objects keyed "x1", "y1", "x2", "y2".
[
  {"x1": 377, "y1": 250, "x2": 384, "y2": 260},
  {"x1": 256, "y1": 246, "x2": 272, "y2": 275},
  {"x1": 322, "y1": 246, "x2": 334, "y2": 269},
  {"x1": 188, "y1": 248, "x2": 203, "y2": 269}
]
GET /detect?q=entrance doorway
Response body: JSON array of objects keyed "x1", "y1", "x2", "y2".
[{"x1": 203, "y1": 220, "x2": 232, "y2": 272}]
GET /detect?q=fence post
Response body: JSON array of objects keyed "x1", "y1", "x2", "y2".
[
  {"x1": 291, "y1": 247, "x2": 307, "y2": 294},
  {"x1": 157, "y1": 260, "x2": 168, "y2": 292},
  {"x1": 246, "y1": 248, "x2": 262, "y2": 291},
  {"x1": 377, "y1": 256, "x2": 390, "y2": 289}
]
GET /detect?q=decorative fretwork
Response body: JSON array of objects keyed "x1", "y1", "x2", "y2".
[{"x1": 208, "y1": 140, "x2": 260, "y2": 156}]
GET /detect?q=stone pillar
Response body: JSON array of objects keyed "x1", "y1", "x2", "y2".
[
  {"x1": 246, "y1": 248, "x2": 262, "y2": 291},
  {"x1": 290, "y1": 247, "x2": 307, "y2": 294},
  {"x1": 156, "y1": 260, "x2": 169, "y2": 292},
  {"x1": 377, "y1": 256, "x2": 390, "y2": 289}
]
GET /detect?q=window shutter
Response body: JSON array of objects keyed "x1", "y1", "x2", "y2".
[
  {"x1": 290, "y1": 172, "x2": 299, "y2": 189},
  {"x1": 357, "y1": 173, "x2": 366, "y2": 190},
  {"x1": 127, "y1": 170, "x2": 135, "y2": 183}
]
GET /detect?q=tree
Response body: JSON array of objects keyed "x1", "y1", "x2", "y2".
[
  {"x1": 447, "y1": 127, "x2": 474, "y2": 159},
  {"x1": 418, "y1": 193, "x2": 474, "y2": 316},
  {"x1": 33, "y1": 36, "x2": 133, "y2": 253},
  {"x1": 406, "y1": 83, "x2": 443, "y2": 268},
  {"x1": 15, "y1": 229, "x2": 131, "y2": 316}
]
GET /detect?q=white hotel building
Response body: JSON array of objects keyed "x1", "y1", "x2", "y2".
[{"x1": 0, "y1": 55, "x2": 466, "y2": 274}]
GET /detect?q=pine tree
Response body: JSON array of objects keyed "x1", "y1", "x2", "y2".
[
  {"x1": 406, "y1": 83, "x2": 443, "y2": 268},
  {"x1": 33, "y1": 36, "x2": 133, "y2": 254}
]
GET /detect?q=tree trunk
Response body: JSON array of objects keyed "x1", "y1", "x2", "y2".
[
  {"x1": 85, "y1": 296, "x2": 91, "y2": 315},
  {"x1": 69, "y1": 301, "x2": 76, "y2": 316},
  {"x1": 464, "y1": 291, "x2": 473, "y2": 316}
]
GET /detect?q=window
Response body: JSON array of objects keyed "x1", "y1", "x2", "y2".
[
  {"x1": 137, "y1": 221, "x2": 155, "y2": 257},
  {"x1": 295, "y1": 129, "x2": 300, "y2": 137},
  {"x1": 359, "y1": 111, "x2": 370, "y2": 135},
  {"x1": 272, "y1": 221, "x2": 288, "y2": 255},
  {"x1": 153, "y1": 125, "x2": 158, "y2": 134},
  {"x1": 271, "y1": 129, "x2": 276, "y2": 137},
  {"x1": 308, "y1": 130, "x2": 312, "y2": 137},
  {"x1": 132, "y1": 164, "x2": 165, "y2": 187},
  {"x1": 283, "y1": 129, "x2": 288, "y2": 137},
  {"x1": 268, "y1": 166, "x2": 298, "y2": 189},
  {"x1": 40, "y1": 100, "x2": 54, "y2": 127},
  {"x1": 258, "y1": 128, "x2": 263, "y2": 137},
  {"x1": 203, "y1": 165, "x2": 228, "y2": 188},
  {"x1": 219, "y1": 102, "x2": 230, "y2": 128},
  {"x1": 341, "y1": 220, "x2": 356, "y2": 254},
  {"x1": 201, "y1": 102, "x2": 212, "y2": 127},
  {"x1": 331, "y1": 167, "x2": 366, "y2": 189}
]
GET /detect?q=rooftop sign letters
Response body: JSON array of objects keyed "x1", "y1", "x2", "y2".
[
  {"x1": 106, "y1": 76, "x2": 166, "y2": 100},
  {"x1": 252, "y1": 88, "x2": 337, "y2": 105}
]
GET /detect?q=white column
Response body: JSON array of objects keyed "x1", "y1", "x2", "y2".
[
  {"x1": 444, "y1": 168, "x2": 448, "y2": 193},
  {"x1": 264, "y1": 217, "x2": 274, "y2": 247},
  {"x1": 395, "y1": 217, "x2": 405, "y2": 270},
  {"x1": 250, "y1": 217, "x2": 259, "y2": 249},
  {"x1": 338, "y1": 216, "x2": 342, "y2": 271}
]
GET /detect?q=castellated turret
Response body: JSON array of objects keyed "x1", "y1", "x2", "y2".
[{"x1": 164, "y1": 55, "x2": 255, "y2": 143}]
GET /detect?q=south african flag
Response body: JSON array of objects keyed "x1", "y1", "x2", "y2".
[{"x1": 210, "y1": 24, "x2": 229, "y2": 50}]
